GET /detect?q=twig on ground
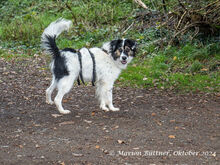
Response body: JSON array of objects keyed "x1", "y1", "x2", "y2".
[
  {"x1": 176, "y1": 11, "x2": 187, "y2": 30},
  {"x1": 122, "y1": 22, "x2": 135, "y2": 35}
]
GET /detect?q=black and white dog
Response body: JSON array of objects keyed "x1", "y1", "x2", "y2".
[{"x1": 41, "y1": 18, "x2": 137, "y2": 114}]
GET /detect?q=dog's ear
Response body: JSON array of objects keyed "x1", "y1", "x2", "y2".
[
  {"x1": 131, "y1": 41, "x2": 137, "y2": 52},
  {"x1": 126, "y1": 39, "x2": 137, "y2": 51},
  {"x1": 110, "y1": 39, "x2": 122, "y2": 52},
  {"x1": 125, "y1": 39, "x2": 137, "y2": 57}
]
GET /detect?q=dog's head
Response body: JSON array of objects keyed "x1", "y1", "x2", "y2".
[
  {"x1": 110, "y1": 39, "x2": 137, "y2": 68},
  {"x1": 102, "y1": 39, "x2": 137, "y2": 69}
]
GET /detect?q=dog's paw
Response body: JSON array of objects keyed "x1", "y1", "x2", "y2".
[
  {"x1": 59, "y1": 110, "x2": 71, "y2": 114},
  {"x1": 46, "y1": 100, "x2": 54, "y2": 105},
  {"x1": 110, "y1": 107, "x2": 120, "y2": 111},
  {"x1": 100, "y1": 106, "x2": 109, "y2": 112}
]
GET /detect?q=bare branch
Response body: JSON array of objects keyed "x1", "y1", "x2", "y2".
[
  {"x1": 133, "y1": 0, "x2": 148, "y2": 9},
  {"x1": 65, "y1": 1, "x2": 78, "y2": 26},
  {"x1": 177, "y1": 0, "x2": 188, "y2": 12},
  {"x1": 122, "y1": 22, "x2": 135, "y2": 35},
  {"x1": 162, "y1": 0, "x2": 167, "y2": 13}
]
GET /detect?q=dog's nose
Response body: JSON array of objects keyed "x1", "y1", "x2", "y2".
[{"x1": 122, "y1": 56, "x2": 127, "y2": 60}]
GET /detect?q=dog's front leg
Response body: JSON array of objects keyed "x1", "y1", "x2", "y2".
[
  {"x1": 106, "y1": 88, "x2": 120, "y2": 111},
  {"x1": 97, "y1": 81, "x2": 119, "y2": 112},
  {"x1": 96, "y1": 81, "x2": 109, "y2": 111},
  {"x1": 97, "y1": 82, "x2": 109, "y2": 111},
  {"x1": 100, "y1": 101, "x2": 109, "y2": 111}
]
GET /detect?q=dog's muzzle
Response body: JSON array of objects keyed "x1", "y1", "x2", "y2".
[{"x1": 121, "y1": 56, "x2": 127, "y2": 64}]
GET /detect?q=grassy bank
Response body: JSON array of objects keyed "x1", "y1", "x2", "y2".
[
  {"x1": 120, "y1": 42, "x2": 220, "y2": 92},
  {"x1": 0, "y1": 0, "x2": 219, "y2": 93}
]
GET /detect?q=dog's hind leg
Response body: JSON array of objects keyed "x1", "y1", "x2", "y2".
[
  {"x1": 54, "y1": 75, "x2": 75, "y2": 114},
  {"x1": 46, "y1": 76, "x2": 57, "y2": 105}
]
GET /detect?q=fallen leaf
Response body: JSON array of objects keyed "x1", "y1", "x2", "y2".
[
  {"x1": 60, "y1": 162, "x2": 65, "y2": 165},
  {"x1": 117, "y1": 140, "x2": 125, "y2": 144},
  {"x1": 95, "y1": 145, "x2": 100, "y2": 149},
  {"x1": 153, "y1": 119, "x2": 162, "y2": 126},
  {"x1": 113, "y1": 125, "x2": 119, "y2": 129},
  {"x1": 35, "y1": 144, "x2": 40, "y2": 148},
  {"x1": 132, "y1": 64, "x2": 137, "y2": 67},
  {"x1": 151, "y1": 112, "x2": 156, "y2": 116},
  {"x1": 212, "y1": 152, "x2": 216, "y2": 157},
  {"x1": 23, "y1": 96, "x2": 29, "y2": 100},
  {"x1": 169, "y1": 119, "x2": 175, "y2": 123},
  {"x1": 63, "y1": 99, "x2": 68, "y2": 103},
  {"x1": 59, "y1": 121, "x2": 75, "y2": 126},
  {"x1": 103, "y1": 149, "x2": 109, "y2": 154},
  {"x1": 91, "y1": 111, "x2": 95, "y2": 116},
  {"x1": 173, "y1": 56, "x2": 177, "y2": 61},
  {"x1": 201, "y1": 68, "x2": 208, "y2": 71},
  {"x1": 52, "y1": 114, "x2": 62, "y2": 118},
  {"x1": 72, "y1": 153, "x2": 83, "y2": 157},
  {"x1": 168, "y1": 135, "x2": 175, "y2": 139},
  {"x1": 84, "y1": 120, "x2": 92, "y2": 124}
]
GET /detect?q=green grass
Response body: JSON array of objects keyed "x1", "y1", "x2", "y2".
[
  {"x1": 119, "y1": 43, "x2": 220, "y2": 92},
  {"x1": 0, "y1": 0, "x2": 134, "y2": 48},
  {"x1": 0, "y1": 0, "x2": 219, "y2": 93},
  {"x1": 0, "y1": 48, "x2": 31, "y2": 60}
]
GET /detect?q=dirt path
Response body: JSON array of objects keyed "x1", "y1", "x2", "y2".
[{"x1": 0, "y1": 57, "x2": 219, "y2": 165}]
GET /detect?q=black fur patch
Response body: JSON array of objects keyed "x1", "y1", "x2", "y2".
[
  {"x1": 53, "y1": 56, "x2": 69, "y2": 80},
  {"x1": 124, "y1": 39, "x2": 137, "y2": 56},
  {"x1": 110, "y1": 39, "x2": 137, "y2": 59},
  {"x1": 62, "y1": 48, "x2": 77, "y2": 53},
  {"x1": 110, "y1": 39, "x2": 123, "y2": 60},
  {"x1": 44, "y1": 35, "x2": 69, "y2": 80},
  {"x1": 44, "y1": 35, "x2": 60, "y2": 59}
]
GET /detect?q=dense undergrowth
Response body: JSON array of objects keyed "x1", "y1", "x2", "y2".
[{"x1": 0, "y1": 0, "x2": 219, "y2": 93}]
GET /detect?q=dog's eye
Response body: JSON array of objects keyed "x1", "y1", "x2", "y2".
[
  {"x1": 118, "y1": 48, "x2": 123, "y2": 52},
  {"x1": 125, "y1": 48, "x2": 130, "y2": 53}
]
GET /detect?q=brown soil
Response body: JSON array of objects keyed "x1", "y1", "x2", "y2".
[{"x1": 0, "y1": 56, "x2": 219, "y2": 165}]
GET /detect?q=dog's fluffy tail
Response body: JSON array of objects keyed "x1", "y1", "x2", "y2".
[{"x1": 41, "y1": 18, "x2": 72, "y2": 58}]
